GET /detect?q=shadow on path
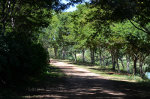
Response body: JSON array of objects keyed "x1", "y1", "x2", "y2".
[{"x1": 23, "y1": 60, "x2": 150, "y2": 99}]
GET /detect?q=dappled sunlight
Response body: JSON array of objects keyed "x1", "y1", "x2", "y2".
[
  {"x1": 23, "y1": 60, "x2": 149, "y2": 98},
  {"x1": 24, "y1": 95, "x2": 67, "y2": 99},
  {"x1": 24, "y1": 83, "x2": 126, "y2": 99},
  {"x1": 1, "y1": 0, "x2": 150, "y2": 98},
  {"x1": 52, "y1": 61, "x2": 100, "y2": 77}
]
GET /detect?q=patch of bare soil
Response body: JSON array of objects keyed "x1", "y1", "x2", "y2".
[{"x1": 24, "y1": 59, "x2": 150, "y2": 99}]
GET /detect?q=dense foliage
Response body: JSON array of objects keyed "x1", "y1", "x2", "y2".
[
  {"x1": 41, "y1": 3, "x2": 150, "y2": 78},
  {"x1": 0, "y1": 34, "x2": 49, "y2": 87},
  {"x1": 0, "y1": 0, "x2": 83, "y2": 93},
  {"x1": 1, "y1": 0, "x2": 150, "y2": 97}
]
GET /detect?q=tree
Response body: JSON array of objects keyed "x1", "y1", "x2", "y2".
[
  {"x1": 0, "y1": 0, "x2": 84, "y2": 88},
  {"x1": 110, "y1": 20, "x2": 150, "y2": 75},
  {"x1": 90, "y1": 0, "x2": 150, "y2": 35}
]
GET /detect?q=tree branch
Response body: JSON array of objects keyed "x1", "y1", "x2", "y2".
[
  {"x1": 128, "y1": 19, "x2": 150, "y2": 34},
  {"x1": 129, "y1": 19, "x2": 147, "y2": 33}
]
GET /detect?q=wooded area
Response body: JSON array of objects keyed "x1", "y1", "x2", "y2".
[
  {"x1": 41, "y1": 2, "x2": 150, "y2": 77},
  {"x1": 1, "y1": 0, "x2": 150, "y2": 98}
]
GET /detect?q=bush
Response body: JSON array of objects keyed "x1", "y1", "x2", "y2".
[{"x1": 0, "y1": 33, "x2": 49, "y2": 88}]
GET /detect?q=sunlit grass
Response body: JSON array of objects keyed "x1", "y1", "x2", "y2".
[
  {"x1": 75, "y1": 65, "x2": 143, "y2": 82},
  {"x1": 59, "y1": 59, "x2": 145, "y2": 82}
]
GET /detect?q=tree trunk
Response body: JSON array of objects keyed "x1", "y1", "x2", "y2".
[
  {"x1": 99, "y1": 49, "x2": 102, "y2": 66},
  {"x1": 126, "y1": 55, "x2": 130, "y2": 74},
  {"x1": 103, "y1": 56, "x2": 106, "y2": 66},
  {"x1": 74, "y1": 51, "x2": 77, "y2": 62},
  {"x1": 139, "y1": 54, "x2": 146, "y2": 77},
  {"x1": 119, "y1": 58, "x2": 125, "y2": 70},
  {"x1": 133, "y1": 57, "x2": 137, "y2": 75},
  {"x1": 116, "y1": 56, "x2": 120, "y2": 72},
  {"x1": 54, "y1": 47, "x2": 58, "y2": 58},
  {"x1": 111, "y1": 52, "x2": 116, "y2": 70},
  {"x1": 90, "y1": 48, "x2": 95, "y2": 64},
  {"x1": 106, "y1": 58, "x2": 109, "y2": 66},
  {"x1": 82, "y1": 49, "x2": 85, "y2": 63},
  {"x1": 62, "y1": 47, "x2": 65, "y2": 60},
  {"x1": 139, "y1": 61, "x2": 143, "y2": 77}
]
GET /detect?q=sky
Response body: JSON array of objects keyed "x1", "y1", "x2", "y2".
[{"x1": 61, "y1": 0, "x2": 90, "y2": 12}]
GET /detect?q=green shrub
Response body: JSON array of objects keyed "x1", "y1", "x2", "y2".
[{"x1": 0, "y1": 33, "x2": 49, "y2": 88}]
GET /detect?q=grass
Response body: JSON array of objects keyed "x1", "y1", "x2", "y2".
[
  {"x1": 47, "y1": 65, "x2": 66, "y2": 78},
  {"x1": 58, "y1": 59, "x2": 150, "y2": 91},
  {"x1": 60, "y1": 59, "x2": 150, "y2": 83},
  {"x1": 69, "y1": 61, "x2": 150, "y2": 91},
  {"x1": 70, "y1": 62, "x2": 143, "y2": 82},
  {"x1": 58, "y1": 59, "x2": 143, "y2": 82}
]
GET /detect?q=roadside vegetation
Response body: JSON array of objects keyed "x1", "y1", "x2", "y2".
[
  {"x1": 43, "y1": 4, "x2": 150, "y2": 81},
  {"x1": 1, "y1": 0, "x2": 150, "y2": 98},
  {"x1": 58, "y1": 59, "x2": 150, "y2": 92}
]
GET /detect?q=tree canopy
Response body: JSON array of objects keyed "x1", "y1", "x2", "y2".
[{"x1": 1, "y1": 0, "x2": 150, "y2": 97}]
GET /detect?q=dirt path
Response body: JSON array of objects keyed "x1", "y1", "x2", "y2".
[{"x1": 25, "y1": 59, "x2": 150, "y2": 99}]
